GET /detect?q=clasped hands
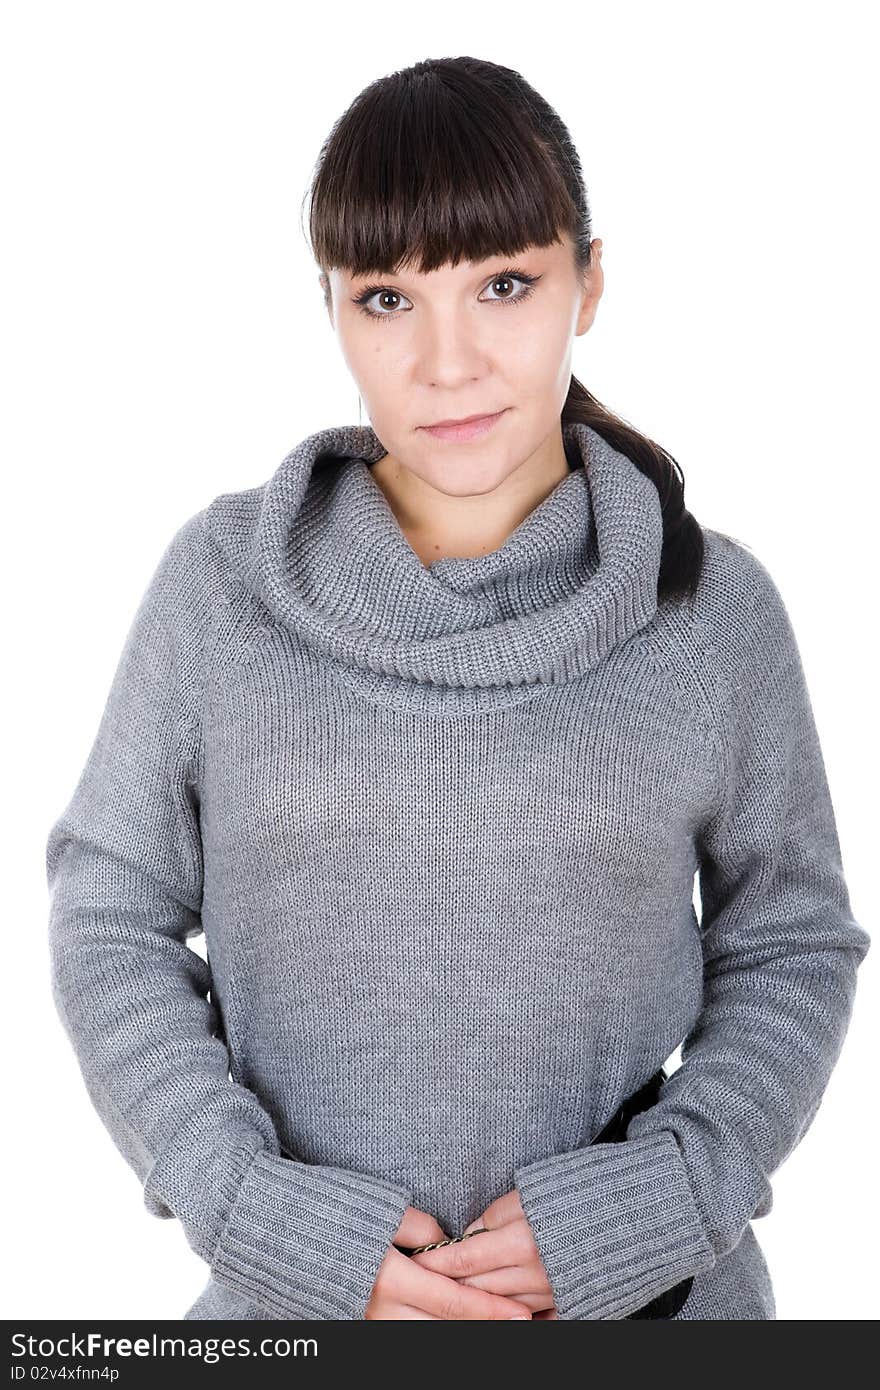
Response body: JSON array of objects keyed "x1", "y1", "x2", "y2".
[{"x1": 365, "y1": 1188, "x2": 558, "y2": 1319}]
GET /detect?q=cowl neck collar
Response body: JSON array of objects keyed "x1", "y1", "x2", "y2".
[{"x1": 205, "y1": 420, "x2": 663, "y2": 694}]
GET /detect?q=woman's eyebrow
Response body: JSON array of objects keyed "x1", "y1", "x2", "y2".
[{"x1": 350, "y1": 256, "x2": 541, "y2": 285}]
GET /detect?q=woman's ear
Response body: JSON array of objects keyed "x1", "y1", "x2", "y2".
[
  {"x1": 319, "y1": 271, "x2": 333, "y2": 323},
  {"x1": 576, "y1": 239, "x2": 604, "y2": 336}
]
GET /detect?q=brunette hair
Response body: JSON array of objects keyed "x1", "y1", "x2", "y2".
[{"x1": 304, "y1": 55, "x2": 714, "y2": 603}]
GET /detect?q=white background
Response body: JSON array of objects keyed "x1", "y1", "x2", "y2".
[{"x1": 3, "y1": 0, "x2": 876, "y2": 1321}]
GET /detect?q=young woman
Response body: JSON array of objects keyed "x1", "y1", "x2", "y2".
[{"x1": 46, "y1": 55, "x2": 870, "y2": 1322}]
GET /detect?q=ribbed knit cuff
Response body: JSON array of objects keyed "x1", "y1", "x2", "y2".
[
  {"x1": 210, "y1": 1145, "x2": 413, "y2": 1319},
  {"x1": 513, "y1": 1129, "x2": 716, "y2": 1320}
]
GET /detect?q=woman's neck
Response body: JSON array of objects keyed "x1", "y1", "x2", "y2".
[{"x1": 368, "y1": 427, "x2": 574, "y2": 569}]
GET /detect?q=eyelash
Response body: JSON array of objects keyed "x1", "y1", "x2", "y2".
[{"x1": 351, "y1": 267, "x2": 541, "y2": 323}]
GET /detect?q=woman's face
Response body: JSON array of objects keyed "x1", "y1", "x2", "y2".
[{"x1": 322, "y1": 232, "x2": 603, "y2": 497}]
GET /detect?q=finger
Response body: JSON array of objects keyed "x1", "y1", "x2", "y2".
[
  {"x1": 463, "y1": 1189, "x2": 523, "y2": 1234},
  {"x1": 394, "y1": 1259, "x2": 532, "y2": 1320},
  {"x1": 458, "y1": 1264, "x2": 551, "y2": 1296},
  {"x1": 461, "y1": 1285, "x2": 552, "y2": 1313},
  {"x1": 458, "y1": 1189, "x2": 522, "y2": 1234},
  {"x1": 372, "y1": 1303, "x2": 443, "y2": 1320},
  {"x1": 394, "y1": 1206, "x2": 450, "y2": 1248},
  {"x1": 533, "y1": 1307, "x2": 559, "y2": 1320},
  {"x1": 410, "y1": 1218, "x2": 531, "y2": 1280}
]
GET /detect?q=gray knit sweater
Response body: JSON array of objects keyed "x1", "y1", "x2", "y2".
[{"x1": 46, "y1": 421, "x2": 870, "y2": 1320}]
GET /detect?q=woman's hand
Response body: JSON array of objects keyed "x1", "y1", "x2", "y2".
[
  {"x1": 409, "y1": 1190, "x2": 558, "y2": 1317},
  {"x1": 364, "y1": 1205, "x2": 535, "y2": 1319}
]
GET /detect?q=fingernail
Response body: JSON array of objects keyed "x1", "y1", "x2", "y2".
[{"x1": 509, "y1": 1316, "x2": 530, "y2": 1320}]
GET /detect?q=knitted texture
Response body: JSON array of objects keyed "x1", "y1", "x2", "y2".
[{"x1": 46, "y1": 421, "x2": 870, "y2": 1320}]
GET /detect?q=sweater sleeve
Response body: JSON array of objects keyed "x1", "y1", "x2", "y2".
[
  {"x1": 512, "y1": 546, "x2": 871, "y2": 1320},
  {"x1": 46, "y1": 513, "x2": 412, "y2": 1320}
]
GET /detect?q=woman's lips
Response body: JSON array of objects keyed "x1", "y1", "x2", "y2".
[{"x1": 420, "y1": 409, "x2": 509, "y2": 442}]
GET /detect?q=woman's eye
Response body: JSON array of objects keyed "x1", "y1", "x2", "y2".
[
  {"x1": 352, "y1": 270, "x2": 540, "y2": 322},
  {"x1": 353, "y1": 287, "x2": 413, "y2": 321},
  {"x1": 480, "y1": 273, "x2": 538, "y2": 306}
]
